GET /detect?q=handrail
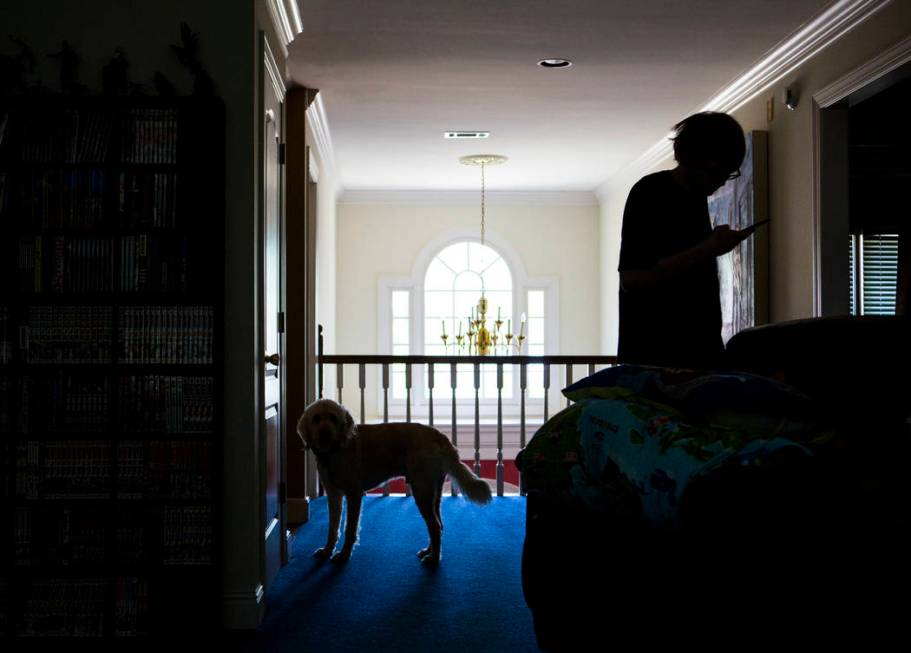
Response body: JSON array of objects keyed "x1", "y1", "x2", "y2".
[
  {"x1": 314, "y1": 325, "x2": 617, "y2": 497},
  {"x1": 319, "y1": 354, "x2": 618, "y2": 364}
]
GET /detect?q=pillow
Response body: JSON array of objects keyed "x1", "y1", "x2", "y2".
[
  {"x1": 562, "y1": 365, "x2": 702, "y2": 402},
  {"x1": 563, "y1": 365, "x2": 827, "y2": 440}
]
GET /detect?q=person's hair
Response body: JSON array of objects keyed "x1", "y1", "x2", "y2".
[{"x1": 671, "y1": 112, "x2": 745, "y2": 172}]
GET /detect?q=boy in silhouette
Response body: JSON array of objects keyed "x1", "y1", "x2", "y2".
[{"x1": 618, "y1": 111, "x2": 754, "y2": 369}]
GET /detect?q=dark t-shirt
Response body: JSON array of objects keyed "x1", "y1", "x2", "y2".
[{"x1": 617, "y1": 170, "x2": 723, "y2": 369}]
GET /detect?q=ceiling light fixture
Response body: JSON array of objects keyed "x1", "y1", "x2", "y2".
[
  {"x1": 537, "y1": 58, "x2": 572, "y2": 68},
  {"x1": 444, "y1": 131, "x2": 490, "y2": 139},
  {"x1": 458, "y1": 154, "x2": 510, "y2": 356}
]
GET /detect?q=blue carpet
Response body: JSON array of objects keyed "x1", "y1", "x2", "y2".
[{"x1": 258, "y1": 495, "x2": 539, "y2": 653}]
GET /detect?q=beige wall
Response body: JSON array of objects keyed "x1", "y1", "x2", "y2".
[
  {"x1": 307, "y1": 129, "x2": 339, "y2": 357},
  {"x1": 599, "y1": 0, "x2": 911, "y2": 354},
  {"x1": 337, "y1": 200, "x2": 600, "y2": 352},
  {"x1": 303, "y1": 119, "x2": 340, "y2": 414},
  {"x1": 336, "y1": 198, "x2": 600, "y2": 416}
]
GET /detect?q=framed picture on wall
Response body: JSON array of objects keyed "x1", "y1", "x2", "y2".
[{"x1": 708, "y1": 130, "x2": 769, "y2": 344}]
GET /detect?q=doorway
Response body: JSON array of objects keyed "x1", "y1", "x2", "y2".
[
  {"x1": 814, "y1": 48, "x2": 911, "y2": 317},
  {"x1": 259, "y1": 32, "x2": 287, "y2": 597}
]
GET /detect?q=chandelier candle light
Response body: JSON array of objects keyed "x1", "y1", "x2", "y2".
[{"x1": 457, "y1": 154, "x2": 508, "y2": 355}]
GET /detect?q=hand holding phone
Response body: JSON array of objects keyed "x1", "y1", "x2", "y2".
[{"x1": 743, "y1": 218, "x2": 770, "y2": 234}]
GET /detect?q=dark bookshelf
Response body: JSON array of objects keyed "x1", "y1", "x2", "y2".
[{"x1": 1, "y1": 95, "x2": 224, "y2": 638}]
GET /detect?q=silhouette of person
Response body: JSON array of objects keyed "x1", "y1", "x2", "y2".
[{"x1": 617, "y1": 111, "x2": 754, "y2": 370}]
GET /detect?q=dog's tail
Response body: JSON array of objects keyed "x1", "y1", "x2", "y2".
[{"x1": 445, "y1": 452, "x2": 492, "y2": 504}]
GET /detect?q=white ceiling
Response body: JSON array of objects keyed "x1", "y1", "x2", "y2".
[{"x1": 288, "y1": 0, "x2": 833, "y2": 192}]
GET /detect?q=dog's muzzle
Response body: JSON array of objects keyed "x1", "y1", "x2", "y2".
[{"x1": 314, "y1": 429, "x2": 334, "y2": 451}]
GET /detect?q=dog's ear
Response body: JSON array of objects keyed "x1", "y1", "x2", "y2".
[
  {"x1": 344, "y1": 407, "x2": 356, "y2": 439},
  {"x1": 296, "y1": 411, "x2": 311, "y2": 450}
]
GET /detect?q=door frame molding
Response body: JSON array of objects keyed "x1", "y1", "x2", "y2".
[
  {"x1": 256, "y1": 28, "x2": 287, "y2": 612},
  {"x1": 811, "y1": 34, "x2": 911, "y2": 315}
]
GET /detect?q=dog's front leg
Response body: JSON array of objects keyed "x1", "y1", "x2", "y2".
[
  {"x1": 331, "y1": 492, "x2": 363, "y2": 563},
  {"x1": 314, "y1": 490, "x2": 342, "y2": 559}
]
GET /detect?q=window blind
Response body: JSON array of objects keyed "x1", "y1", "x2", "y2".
[{"x1": 851, "y1": 234, "x2": 899, "y2": 316}]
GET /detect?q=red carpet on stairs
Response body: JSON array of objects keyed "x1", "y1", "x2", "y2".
[{"x1": 367, "y1": 459, "x2": 520, "y2": 494}]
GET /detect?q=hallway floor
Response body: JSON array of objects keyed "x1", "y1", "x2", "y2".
[{"x1": 256, "y1": 495, "x2": 538, "y2": 653}]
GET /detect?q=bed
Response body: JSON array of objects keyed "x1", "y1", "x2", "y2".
[{"x1": 517, "y1": 316, "x2": 910, "y2": 649}]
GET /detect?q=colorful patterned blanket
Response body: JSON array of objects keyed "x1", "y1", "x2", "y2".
[{"x1": 517, "y1": 366, "x2": 833, "y2": 528}]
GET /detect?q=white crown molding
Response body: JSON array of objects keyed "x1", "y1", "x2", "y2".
[
  {"x1": 265, "y1": 1, "x2": 290, "y2": 58},
  {"x1": 596, "y1": 0, "x2": 894, "y2": 197},
  {"x1": 266, "y1": 0, "x2": 302, "y2": 57},
  {"x1": 306, "y1": 92, "x2": 340, "y2": 196},
  {"x1": 704, "y1": 0, "x2": 892, "y2": 113},
  {"x1": 262, "y1": 34, "x2": 286, "y2": 102},
  {"x1": 339, "y1": 189, "x2": 598, "y2": 206},
  {"x1": 813, "y1": 32, "x2": 911, "y2": 107},
  {"x1": 286, "y1": 0, "x2": 303, "y2": 35}
]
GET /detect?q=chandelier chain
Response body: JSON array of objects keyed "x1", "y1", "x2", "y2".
[{"x1": 480, "y1": 161, "x2": 485, "y2": 248}]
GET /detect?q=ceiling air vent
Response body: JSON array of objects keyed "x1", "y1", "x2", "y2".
[{"x1": 444, "y1": 131, "x2": 490, "y2": 139}]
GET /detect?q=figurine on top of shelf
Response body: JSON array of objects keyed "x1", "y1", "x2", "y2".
[
  {"x1": 171, "y1": 23, "x2": 214, "y2": 96},
  {"x1": 48, "y1": 40, "x2": 87, "y2": 95},
  {"x1": 102, "y1": 48, "x2": 128, "y2": 95}
]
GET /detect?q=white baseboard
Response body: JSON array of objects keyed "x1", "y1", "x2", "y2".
[
  {"x1": 222, "y1": 585, "x2": 265, "y2": 629},
  {"x1": 288, "y1": 497, "x2": 310, "y2": 524}
]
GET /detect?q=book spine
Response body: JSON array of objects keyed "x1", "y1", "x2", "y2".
[
  {"x1": 54, "y1": 236, "x2": 64, "y2": 293},
  {"x1": 34, "y1": 236, "x2": 42, "y2": 292}
]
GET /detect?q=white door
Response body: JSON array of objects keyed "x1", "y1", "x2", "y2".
[{"x1": 260, "y1": 34, "x2": 286, "y2": 594}]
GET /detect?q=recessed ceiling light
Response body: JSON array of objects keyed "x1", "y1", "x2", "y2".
[
  {"x1": 537, "y1": 58, "x2": 572, "y2": 68},
  {"x1": 444, "y1": 131, "x2": 490, "y2": 139}
]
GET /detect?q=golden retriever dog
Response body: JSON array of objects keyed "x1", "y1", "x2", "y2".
[{"x1": 297, "y1": 398, "x2": 492, "y2": 565}]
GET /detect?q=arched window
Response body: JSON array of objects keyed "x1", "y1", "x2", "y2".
[
  {"x1": 378, "y1": 229, "x2": 558, "y2": 417},
  {"x1": 424, "y1": 241, "x2": 513, "y2": 398}
]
